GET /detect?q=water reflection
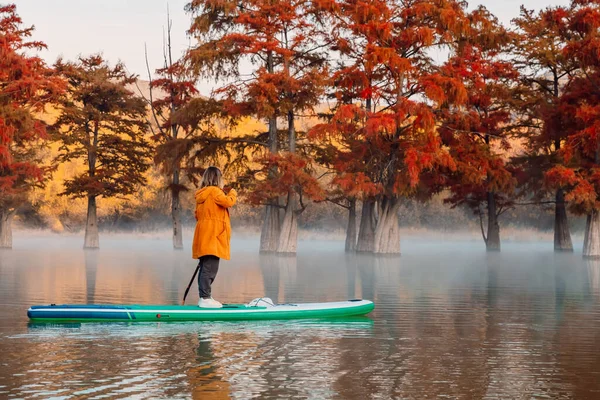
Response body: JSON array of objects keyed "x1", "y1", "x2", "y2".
[
  {"x1": 2, "y1": 238, "x2": 600, "y2": 398},
  {"x1": 84, "y1": 250, "x2": 97, "y2": 304}
]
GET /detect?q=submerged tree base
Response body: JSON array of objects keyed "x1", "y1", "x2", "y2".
[
  {"x1": 373, "y1": 197, "x2": 401, "y2": 255},
  {"x1": 584, "y1": 211, "x2": 600, "y2": 258},
  {"x1": 84, "y1": 196, "x2": 100, "y2": 249},
  {"x1": 554, "y1": 190, "x2": 573, "y2": 252},
  {"x1": 260, "y1": 204, "x2": 280, "y2": 253},
  {"x1": 277, "y1": 193, "x2": 298, "y2": 254},
  {"x1": 345, "y1": 200, "x2": 357, "y2": 253},
  {"x1": 0, "y1": 211, "x2": 14, "y2": 249},
  {"x1": 485, "y1": 227, "x2": 501, "y2": 252},
  {"x1": 356, "y1": 200, "x2": 376, "y2": 253}
]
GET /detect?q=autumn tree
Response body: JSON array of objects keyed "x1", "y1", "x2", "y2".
[
  {"x1": 187, "y1": 0, "x2": 286, "y2": 253},
  {"x1": 311, "y1": 0, "x2": 469, "y2": 254},
  {"x1": 187, "y1": 0, "x2": 328, "y2": 254},
  {"x1": 439, "y1": 7, "x2": 519, "y2": 252},
  {"x1": 512, "y1": 5, "x2": 578, "y2": 252},
  {"x1": 546, "y1": 0, "x2": 600, "y2": 257},
  {"x1": 307, "y1": 0, "x2": 385, "y2": 253},
  {"x1": 142, "y1": 12, "x2": 218, "y2": 250},
  {"x1": 52, "y1": 55, "x2": 151, "y2": 248},
  {"x1": 0, "y1": 4, "x2": 63, "y2": 248},
  {"x1": 309, "y1": 105, "x2": 381, "y2": 252}
]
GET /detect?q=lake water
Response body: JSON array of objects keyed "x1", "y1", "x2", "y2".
[{"x1": 1, "y1": 235, "x2": 600, "y2": 399}]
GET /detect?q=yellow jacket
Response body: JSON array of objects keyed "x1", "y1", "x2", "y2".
[{"x1": 192, "y1": 186, "x2": 237, "y2": 260}]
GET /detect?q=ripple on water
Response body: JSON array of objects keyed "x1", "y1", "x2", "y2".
[{"x1": 2, "y1": 238, "x2": 600, "y2": 398}]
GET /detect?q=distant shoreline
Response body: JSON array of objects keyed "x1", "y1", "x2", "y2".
[{"x1": 11, "y1": 226, "x2": 578, "y2": 244}]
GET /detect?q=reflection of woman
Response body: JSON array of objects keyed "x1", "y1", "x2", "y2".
[
  {"x1": 192, "y1": 167, "x2": 237, "y2": 308},
  {"x1": 188, "y1": 333, "x2": 231, "y2": 399}
]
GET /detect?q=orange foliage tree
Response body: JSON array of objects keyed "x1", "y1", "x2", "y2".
[
  {"x1": 0, "y1": 4, "x2": 63, "y2": 248},
  {"x1": 187, "y1": 0, "x2": 328, "y2": 254},
  {"x1": 52, "y1": 55, "x2": 151, "y2": 248},
  {"x1": 439, "y1": 7, "x2": 520, "y2": 251}
]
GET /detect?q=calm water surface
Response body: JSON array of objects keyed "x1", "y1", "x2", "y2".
[{"x1": 1, "y1": 236, "x2": 600, "y2": 399}]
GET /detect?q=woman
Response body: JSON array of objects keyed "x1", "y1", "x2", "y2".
[{"x1": 192, "y1": 166, "x2": 237, "y2": 308}]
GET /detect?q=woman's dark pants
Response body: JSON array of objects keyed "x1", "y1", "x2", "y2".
[{"x1": 198, "y1": 255, "x2": 220, "y2": 299}]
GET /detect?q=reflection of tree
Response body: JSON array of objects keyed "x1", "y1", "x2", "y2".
[
  {"x1": 169, "y1": 256, "x2": 188, "y2": 305},
  {"x1": 356, "y1": 254, "x2": 376, "y2": 301},
  {"x1": 586, "y1": 258, "x2": 600, "y2": 296},
  {"x1": 0, "y1": 249, "x2": 15, "y2": 304},
  {"x1": 552, "y1": 257, "x2": 600, "y2": 398},
  {"x1": 258, "y1": 254, "x2": 300, "y2": 303},
  {"x1": 345, "y1": 253, "x2": 357, "y2": 299},
  {"x1": 84, "y1": 250, "x2": 98, "y2": 304},
  {"x1": 554, "y1": 258, "x2": 566, "y2": 323},
  {"x1": 277, "y1": 255, "x2": 297, "y2": 303},
  {"x1": 259, "y1": 254, "x2": 281, "y2": 303}
]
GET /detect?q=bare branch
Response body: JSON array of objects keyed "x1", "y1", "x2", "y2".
[
  {"x1": 295, "y1": 188, "x2": 307, "y2": 215},
  {"x1": 145, "y1": 43, "x2": 166, "y2": 137},
  {"x1": 326, "y1": 197, "x2": 351, "y2": 210},
  {"x1": 514, "y1": 200, "x2": 560, "y2": 206}
]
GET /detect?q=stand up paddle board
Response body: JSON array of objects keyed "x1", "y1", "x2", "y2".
[{"x1": 27, "y1": 299, "x2": 374, "y2": 322}]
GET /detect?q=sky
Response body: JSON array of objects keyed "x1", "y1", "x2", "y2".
[{"x1": 13, "y1": 0, "x2": 571, "y2": 94}]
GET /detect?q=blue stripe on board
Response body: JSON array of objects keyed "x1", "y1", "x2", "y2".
[
  {"x1": 27, "y1": 310, "x2": 130, "y2": 320},
  {"x1": 29, "y1": 305, "x2": 130, "y2": 310}
]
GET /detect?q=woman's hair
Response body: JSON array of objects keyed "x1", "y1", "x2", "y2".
[{"x1": 200, "y1": 166, "x2": 224, "y2": 189}]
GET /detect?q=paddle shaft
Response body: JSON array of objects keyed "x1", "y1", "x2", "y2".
[{"x1": 182, "y1": 262, "x2": 201, "y2": 305}]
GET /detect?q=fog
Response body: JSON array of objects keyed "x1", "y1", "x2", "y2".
[{"x1": 2, "y1": 235, "x2": 600, "y2": 397}]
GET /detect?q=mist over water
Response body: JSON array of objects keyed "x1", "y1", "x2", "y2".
[{"x1": 1, "y1": 235, "x2": 600, "y2": 398}]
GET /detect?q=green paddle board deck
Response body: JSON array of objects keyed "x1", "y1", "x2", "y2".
[{"x1": 27, "y1": 300, "x2": 375, "y2": 322}]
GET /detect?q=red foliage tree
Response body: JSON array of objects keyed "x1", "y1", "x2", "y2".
[
  {"x1": 439, "y1": 7, "x2": 520, "y2": 251},
  {"x1": 0, "y1": 4, "x2": 63, "y2": 248},
  {"x1": 309, "y1": 104, "x2": 382, "y2": 252},
  {"x1": 546, "y1": 0, "x2": 600, "y2": 257},
  {"x1": 52, "y1": 55, "x2": 151, "y2": 248},
  {"x1": 512, "y1": 5, "x2": 578, "y2": 252},
  {"x1": 311, "y1": 0, "x2": 468, "y2": 254}
]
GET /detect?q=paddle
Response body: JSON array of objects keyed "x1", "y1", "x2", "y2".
[{"x1": 182, "y1": 263, "x2": 201, "y2": 305}]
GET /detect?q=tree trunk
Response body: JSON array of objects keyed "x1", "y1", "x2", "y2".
[
  {"x1": 84, "y1": 195, "x2": 100, "y2": 249},
  {"x1": 277, "y1": 192, "x2": 298, "y2": 254},
  {"x1": 0, "y1": 210, "x2": 15, "y2": 249},
  {"x1": 259, "y1": 50, "x2": 280, "y2": 253},
  {"x1": 485, "y1": 192, "x2": 500, "y2": 252},
  {"x1": 373, "y1": 196, "x2": 401, "y2": 254},
  {"x1": 259, "y1": 111, "x2": 280, "y2": 252},
  {"x1": 277, "y1": 110, "x2": 298, "y2": 254},
  {"x1": 584, "y1": 211, "x2": 600, "y2": 258},
  {"x1": 357, "y1": 199, "x2": 376, "y2": 253},
  {"x1": 172, "y1": 169, "x2": 183, "y2": 250},
  {"x1": 554, "y1": 188, "x2": 573, "y2": 252},
  {"x1": 345, "y1": 199, "x2": 357, "y2": 252},
  {"x1": 356, "y1": 96, "x2": 374, "y2": 253}
]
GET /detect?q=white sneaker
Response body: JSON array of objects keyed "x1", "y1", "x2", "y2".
[{"x1": 198, "y1": 297, "x2": 223, "y2": 308}]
